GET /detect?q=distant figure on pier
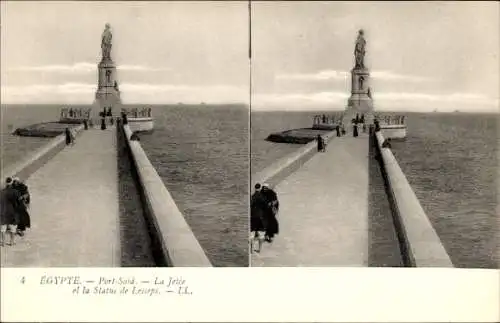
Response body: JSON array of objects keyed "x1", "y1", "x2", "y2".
[
  {"x1": 12, "y1": 177, "x2": 30, "y2": 237},
  {"x1": 261, "y1": 183, "x2": 279, "y2": 242},
  {"x1": 353, "y1": 123, "x2": 359, "y2": 137},
  {"x1": 101, "y1": 117, "x2": 107, "y2": 130},
  {"x1": 122, "y1": 112, "x2": 128, "y2": 125},
  {"x1": 316, "y1": 134, "x2": 325, "y2": 152},
  {"x1": 382, "y1": 138, "x2": 392, "y2": 148},
  {"x1": 130, "y1": 132, "x2": 140, "y2": 141},
  {"x1": 250, "y1": 183, "x2": 267, "y2": 253},
  {"x1": 336, "y1": 125, "x2": 341, "y2": 137},
  {"x1": 0, "y1": 177, "x2": 21, "y2": 246},
  {"x1": 83, "y1": 119, "x2": 88, "y2": 130},
  {"x1": 65, "y1": 127, "x2": 72, "y2": 145},
  {"x1": 374, "y1": 119, "x2": 381, "y2": 132}
]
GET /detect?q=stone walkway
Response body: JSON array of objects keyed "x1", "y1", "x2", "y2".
[
  {"x1": 0, "y1": 127, "x2": 121, "y2": 267},
  {"x1": 251, "y1": 132, "x2": 370, "y2": 266}
]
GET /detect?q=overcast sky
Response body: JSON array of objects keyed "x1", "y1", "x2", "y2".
[
  {"x1": 251, "y1": 1, "x2": 499, "y2": 112},
  {"x1": 1, "y1": 1, "x2": 249, "y2": 105},
  {"x1": 1, "y1": 1, "x2": 498, "y2": 112}
]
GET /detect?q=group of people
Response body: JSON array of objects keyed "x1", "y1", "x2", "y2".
[
  {"x1": 0, "y1": 177, "x2": 31, "y2": 246},
  {"x1": 250, "y1": 183, "x2": 280, "y2": 253}
]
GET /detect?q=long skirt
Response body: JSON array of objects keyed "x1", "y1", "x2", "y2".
[
  {"x1": 264, "y1": 212, "x2": 279, "y2": 237},
  {"x1": 353, "y1": 126, "x2": 359, "y2": 137},
  {"x1": 17, "y1": 204, "x2": 31, "y2": 231}
]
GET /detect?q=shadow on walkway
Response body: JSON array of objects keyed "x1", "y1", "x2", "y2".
[
  {"x1": 116, "y1": 127, "x2": 156, "y2": 267},
  {"x1": 368, "y1": 132, "x2": 404, "y2": 267}
]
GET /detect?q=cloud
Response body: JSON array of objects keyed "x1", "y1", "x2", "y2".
[
  {"x1": 276, "y1": 70, "x2": 349, "y2": 81},
  {"x1": 370, "y1": 71, "x2": 431, "y2": 82},
  {"x1": 1, "y1": 82, "x2": 248, "y2": 104},
  {"x1": 8, "y1": 62, "x2": 170, "y2": 73},
  {"x1": 275, "y1": 69, "x2": 431, "y2": 83}
]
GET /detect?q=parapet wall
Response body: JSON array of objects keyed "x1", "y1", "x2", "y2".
[
  {"x1": 373, "y1": 130, "x2": 453, "y2": 267},
  {"x1": 1, "y1": 125, "x2": 84, "y2": 189},
  {"x1": 120, "y1": 125, "x2": 212, "y2": 267},
  {"x1": 254, "y1": 130, "x2": 336, "y2": 187}
]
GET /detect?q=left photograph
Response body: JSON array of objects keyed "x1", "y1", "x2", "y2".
[{"x1": 0, "y1": 1, "x2": 250, "y2": 267}]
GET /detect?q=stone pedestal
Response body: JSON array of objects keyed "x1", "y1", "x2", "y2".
[
  {"x1": 343, "y1": 67, "x2": 374, "y2": 125},
  {"x1": 93, "y1": 58, "x2": 121, "y2": 118}
]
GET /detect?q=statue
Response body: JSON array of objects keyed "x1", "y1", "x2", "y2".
[
  {"x1": 354, "y1": 29, "x2": 366, "y2": 69},
  {"x1": 101, "y1": 23, "x2": 112, "y2": 60}
]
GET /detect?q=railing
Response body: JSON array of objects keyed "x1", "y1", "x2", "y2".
[
  {"x1": 120, "y1": 124, "x2": 212, "y2": 267},
  {"x1": 60, "y1": 108, "x2": 91, "y2": 120},
  {"x1": 254, "y1": 130, "x2": 336, "y2": 188},
  {"x1": 372, "y1": 129, "x2": 453, "y2": 267},
  {"x1": 374, "y1": 115, "x2": 406, "y2": 125},
  {"x1": 1, "y1": 125, "x2": 85, "y2": 189},
  {"x1": 122, "y1": 108, "x2": 152, "y2": 118}
]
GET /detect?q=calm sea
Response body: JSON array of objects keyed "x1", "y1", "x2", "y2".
[
  {"x1": 1, "y1": 104, "x2": 249, "y2": 267},
  {"x1": 251, "y1": 110, "x2": 499, "y2": 269},
  {"x1": 2, "y1": 105, "x2": 498, "y2": 268}
]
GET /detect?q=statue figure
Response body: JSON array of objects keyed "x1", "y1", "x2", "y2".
[
  {"x1": 354, "y1": 29, "x2": 366, "y2": 69},
  {"x1": 358, "y1": 76, "x2": 365, "y2": 90},
  {"x1": 101, "y1": 23, "x2": 112, "y2": 60}
]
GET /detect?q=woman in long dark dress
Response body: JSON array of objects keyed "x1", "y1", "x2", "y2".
[
  {"x1": 336, "y1": 125, "x2": 341, "y2": 137},
  {"x1": 12, "y1": 178, "x2": 30, "y2": 236},
  {"x1": 353, "y1": 124, "x2": 359, "y2": 137},
  {"x1": 316, "y1": 134, "x2": 324, "y2": 152},
  {"x1": 261, "y1": 185, "x2": 279, "y2": 242},
  {"x1": 65, "y1": 127, "x2": 72, "y2": 145},
  {"x1": 250, "y1": 187, "x2": 267, "y2": 252}
]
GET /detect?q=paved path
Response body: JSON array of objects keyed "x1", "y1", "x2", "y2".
[
  {"x1": 1, "y1": 127, "x2": 121, "y2": 267},
  {"x1": 252, "y1": 132, "x2": 370, "y2": 266}
]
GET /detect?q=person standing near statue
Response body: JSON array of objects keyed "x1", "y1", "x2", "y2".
[{"x1": 101, "y1": 117, "x2": 107, "y2": 130}]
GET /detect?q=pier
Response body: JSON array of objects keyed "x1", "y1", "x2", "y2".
[
  {"x1": 1, "y1": 127, "x2": 121, "y2": 266},
  {"x1": 1, "y1": 23, "x2": 210, "y2": 267},
  {"x1": 252, "y1": 133, "x2": 370, "y2": 266},
  {"x1": 251, "y1": 29, "x2": 452, "y2": 267}
]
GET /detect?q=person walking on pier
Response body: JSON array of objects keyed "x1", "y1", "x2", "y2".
[
  {"x1": 353, "y1": 123, "x2": 359, "y2": 137},
  {"x1": 101, "y1": 117, "x2": 107, "y2": 130},
  {"x1": 261, "y1": 183, "x2": 279, "y2": 243},
  {"x1": 11, "y1": 177, "x2": 30, "y2": 237},
  {"x1": 250, "y1": 183, "x2": 267, "y2": 253},
  {"x1": 0, "y1": 178, "x2": 21, "y2": 246},
  {"x1": 316, "y1": 134, "x2": 325, "y2": 152},
  {"x1": 65, "y1": 127, "x2": 72, "y2": 145},
  {"x1": 336, "y1": 125, "x2": 341, "y2": 137}
]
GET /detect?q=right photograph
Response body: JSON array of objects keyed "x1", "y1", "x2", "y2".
[{"x1": 250, "y1": 1, "x2": 499, "y2": 268}]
